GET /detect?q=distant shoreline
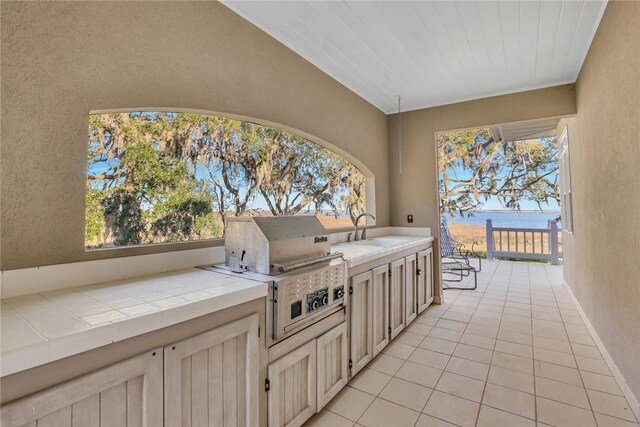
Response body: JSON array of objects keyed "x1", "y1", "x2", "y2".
[{"x1": 464, "y1": 210, "x2": 561, "y2": 214}]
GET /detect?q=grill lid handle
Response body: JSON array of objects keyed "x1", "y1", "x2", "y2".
[{"x1": 270, "y1": 252, "x2": 344, "y2": 274}]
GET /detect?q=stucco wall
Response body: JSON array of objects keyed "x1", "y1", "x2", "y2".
[
  {"x1": 565, "y1": 0, "x2": 640, "y2": 400},
  {"x1": 0, "y1": 1, "x2": 389, "y2": 270},
  {"x1": 387, "y1": 85, "x2": 577, "y2": 298}
]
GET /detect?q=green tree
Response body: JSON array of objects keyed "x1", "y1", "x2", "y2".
[
  {"x1": 86, "y1": 112, "x2": 366, "y2": 248},
  {"x1": 438, "y1": 129, "x2": 559, "y2": 216}
]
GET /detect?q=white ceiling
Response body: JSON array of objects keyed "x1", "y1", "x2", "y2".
[{"x1": 223, "y1": 1, "x2": 607, "y2": 113}]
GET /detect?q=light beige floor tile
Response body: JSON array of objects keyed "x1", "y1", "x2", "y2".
[
  {"x1": 408, "y1": 348, "x2": 451, "y2": 370},
  {"x1": 487, "y1": 365, "x2": 535, "y2": 394},
  {"x1": 414, "y1": 414, "x2": 457, "y2": 427},
  {"x1": 568, "y1": 332, "x2": 596, "y2": 346},
  {"x1": 382, "y1": 341, "x2": 415, "y2": 360},
  {"x1": 494, "y1": 339, "x2": 533, "y2": 358},
  {"x1": 503, "y1": 313, "x2": 532, "y2": 325},
  {"x1": 587, "y1": 389, "x2": 638, "y2": 422},
  {"x1": 492, "y1": 351, "x2": 534, "y2": 375},
  {"x1": 379, "y1": 377, "x2": 433, "y2": 411},
  {"x1": 468, "y1": 316, "x2": 501, "y2": 328},
  {"x1": 357, "y1": 398, "x2": 419, "y2": 427},
  {"x1": 435, "y1": 371, "x2": 485, "y2": 402},
  {"x1": 445, "y1": 356, "x2": 490, "y2": 381},
  {"x1": 453, "y1": 343, "x2": 493, "y2": 364},
  {"x1": 459, "y1": 332, "x2": 496, "y2": 350},
  {"x1": 571, "y1": 342, "x2": 602, "y2": 359},
  {"x1": 395, "y1": 361, "x2": 442, "y2": 388},
  {"x1": 561, "y1": 315, "x2": 585, "y2": 326},
  {"x1": 423, "y1": 391, "x2": 480, "y2": 427},
  {"x1": 325, "y1": 386, "x2": 375, "y2": 422},
  {"x1": 305, "y1": 409, "x2": 354, "y2": 427},
  {"x1": 482, "y1": 383, "x2": 535, "y2": 419},
  {"x1": 534, "y1": 347, "x2": 577, "y2": 368},
  {"x1": 498, "y1": 329, "x2": 532, "y2": 345},
  {"x1": 534, "y1": 360, "x2": 583, "y2": 386},
  {"x1": 533, "y1": 335, "x2": 572, "y2": 353},
  {"x1": 442, "y1": 311, "x2": 472, "y2": 323},
  {"x1": 594, "y1": 412, "x2": 640, "y2": 427},
  {"x1": 576, "y1": 355, "x2": 611, "y2": 375},
  {"x1": 415, "y1": 315, "x2": 438, "y2": 326},
  {"x1": 465, "y1": 323, "x2": 499, "y2": 338},
  {"x1": 476, "y1": 404, "x2": 536, "y2": 427},
  {"x1": 566, "y1": 323, "x2": 590, "y2": 335},
  {"x1": 428, "y1": 327, "x2": 464, "y2": 342},
  {"x1": 395, "y1": 331, "x2": 426, "y2": 347},
  {"x1": 536, "y1": 397, "x2": 597, "y2": 427},
  {"x1": 407, "y1": 322, "x2": 434, "y2": 336},
  {"x1": 533, "y1": 318, "x2": 565, "y2": 331},
  {"x1": 419, "y1": 336, "x2": 457, "y2": 355},
  {"x1": 500, "y1": 322, "x2": 532, "y2": 335},
  {"x1": 533, "y1": 325, "x2": 568, "y2": 341},
  {"x1": 349, "y1": 368, "x2": 392, "y2": 396},
  {"x1": 535, "y1": 377, "x2": 591, "y2": 409},
  {"x1": 368, "y1": 354, "x2": 404, "y2": 376},
  {"x1": 435, "y1": 319, "x2": 468, "y2": 332},
  {"x1": 581, "y1": 371, "x2": 624, "y2": 396}
]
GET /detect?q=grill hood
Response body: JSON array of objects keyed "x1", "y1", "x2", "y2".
[{"x1": 224, "y1": 216, "x2": 340, "y2": 275}]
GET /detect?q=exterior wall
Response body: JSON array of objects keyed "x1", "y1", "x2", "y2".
[
  {"x1": 387, "y1": 85, "x2": 577, "y2": 300},
  {"x1": 565, "y1": 1, "x2": 640, "y2": 401},
  {"x1": 0, "y1": 1, "x2": 389, "y2": 270}
]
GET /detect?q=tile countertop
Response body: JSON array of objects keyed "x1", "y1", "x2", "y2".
[
  {"x1": 333, "y1": 235, "x2": 435, "y2": 268},
  {"x1": 0, "y1": 268, "x2": 267, "y2": 377}
]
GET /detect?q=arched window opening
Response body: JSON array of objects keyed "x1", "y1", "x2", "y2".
[{"x1": 86, "y1": 112, "x2": 366, "y2": 249}]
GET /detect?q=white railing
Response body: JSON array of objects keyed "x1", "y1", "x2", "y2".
[{"x1": 486, "y1": 219, "x2": 562, "y2": 265}]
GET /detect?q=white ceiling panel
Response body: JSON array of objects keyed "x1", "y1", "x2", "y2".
[{"x1": 223, "y1": 0, "x2": 607, "y2": 113}]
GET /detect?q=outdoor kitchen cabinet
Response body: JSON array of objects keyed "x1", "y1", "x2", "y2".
[
  {"x1": 267, "y1": 322, "x2": 348, "y2": 427},
  {"x1": 417, "y1": 248, "x2": 434, "y2": 314},
  {"x1": 371, "y1": 265, "x2": 390, "y2": 357},
  {"x1": 389, "y1": 258, "x2": 407, "y2": 339},
  {"x1": 316, "y1": 322, "x2": 348, "y2": 410},
  {"x1": 0, "y1": 307, "x2": 263, "y2": 427},
  {"x1": 164, "y1": 313, "x2": 259, "y2": 427},
  {"x1": 405, "y1": 255, "x2": 418, "y2": 326},
  {"x1": 349, "y1": 270, "x2": 374, "y2": 376},
  {"x1": 0, "y1": 349, "x2": 163, "y2": 427}
]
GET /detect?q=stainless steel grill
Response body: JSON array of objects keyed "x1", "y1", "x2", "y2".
[
  {"x1": 200, "y1": 216, "x2": 348, "y2": 348},
  {"x1": 224, "y1": 216, "x2": 342, "y2": 275}
]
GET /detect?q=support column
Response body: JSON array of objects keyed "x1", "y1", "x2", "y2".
[
  {"x1": 549, "y1": 220, "x2": 559, "y2": 265},
  {"x1": 486, "y1": 219, "x2": 494, "y2": 260}
]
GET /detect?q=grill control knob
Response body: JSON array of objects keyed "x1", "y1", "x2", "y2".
[
  {"x1": 322, "y1": 295, "x2": 329, "y2": 305},
  {"x1": 312, "y1": 300, "x2": 319, "y2": 310}
]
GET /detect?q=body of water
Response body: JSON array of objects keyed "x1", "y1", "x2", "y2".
[{"x1": 444, "y1": 211, "x2": 561, "y2": 228}]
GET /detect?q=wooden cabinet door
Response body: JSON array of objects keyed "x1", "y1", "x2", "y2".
[
  {"x1": 1, "y1": 349, "x2": 163, "y2": 427},
  {"x1": 267, "y1": 340, "x2": 317, "y2": 427},
  {"x1": 417, "y1": 248, "x2": 434, "y2": 314},
  {"x1": 349, "y1": 270, "x2": 374, "y2": 377},
  {"x1": 405, "y1": 255, "x2": 418, "y2": 326},
  {"x1": 389, "y1": 258, "x2": 406, "y2": 339},
  {"x1": 316, "y1": 322, "x2": 348, "y2": 410},
  {"x1": 164, "y1": 313, "x2": 259, "y2": 427},
  {"x1": 371, "y1": 265, "x2": 389, "y2": 357}
]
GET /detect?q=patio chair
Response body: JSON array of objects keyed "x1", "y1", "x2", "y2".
[
  {"x1": 440, "y1": 219, "x2": 482, "y2": 272},
  {"x1": 440, "y1": 221, "x2": 480, "y2": 290}
]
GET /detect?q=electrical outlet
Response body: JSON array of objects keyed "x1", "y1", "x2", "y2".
[{"x1": 407, "y1": 214, "x2": 414, "y2": 223}]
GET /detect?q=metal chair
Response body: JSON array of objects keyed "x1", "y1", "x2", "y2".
[{"x1": 440, "y1": 219, "x2": 481, "y2": 290}]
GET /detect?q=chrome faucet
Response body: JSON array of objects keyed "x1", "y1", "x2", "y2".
[{"x1": 354, "y1": 213, "x2": 375, "y2": 241}]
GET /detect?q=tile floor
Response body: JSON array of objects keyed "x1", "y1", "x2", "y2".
[{"x1": 305, "y1": 260, "x2": 639, "y2": 427}]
